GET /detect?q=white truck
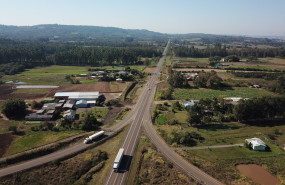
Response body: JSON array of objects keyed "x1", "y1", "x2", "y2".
[
  {"x1": 113, "y1": 148, "x2": 124, "y2": 172},
  {"x1": 83, "y1": 131, "x2": 104, "y2": 144}
]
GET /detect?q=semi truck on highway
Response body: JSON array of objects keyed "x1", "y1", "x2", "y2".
[
  {"x1": 83, "y1": 131, "x2": 104, "y2": 144},
  {"x1": 113, "y1": 148, "x2": 124, "y2": 172}
]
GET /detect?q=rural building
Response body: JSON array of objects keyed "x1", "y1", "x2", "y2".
[
  {"x1": 63, "y1": 100, "x2": 76, "y2": 110},
  {"x1": 118, "y1": 71, "x2": 127, "y2": 75},
  {"x1": 92, "y1": 71, "x2": 104, "y2": 76},
  {"x1": 36, "y1": 109, "x2": 45, "y2": 114},
  {"x1": 54, "y1": 92, "x2": 101, "y2": 101},
  {"x1": 58, "y1": 100, "x2": 65, "y2": 104},
  {"x1": 78, "y1": 74, "x2": 88, "y2": 77},
  {"x1": 25, "y1": 113, "x2": 53, "y2": 121},
  {"x1": 182, "y1": 100, "x2": 196, "y2": 108},
  {"x1": 87, "y1": 100, "x2": 96, "y2": 107},
  {"x1": 42, "y1": 103, "x2": 57, "y2": 110},
  {"x1": 63, "y1": 110, "x2": 76, "y2": 120},
  {"x1": 245, "y1": 138, "x2": 267, "y2": 151},
  {"x1": 46, "y1": 110, "x2": 55, "y2": 115},
  {"x1": 55, "y1": 103, "x2": 64, "y2": 110},
  {"x1": 76, "y1": 100, "x2": 88, "y2": 108},
  {"x1": 116, "y1": 78, "x2": 123, "y2": 83},
  {"x1": 224, "y1": 97, "x2": 248, "y2": 105},
  {"x1": 251, "y1": 84, "x2": 261, "y2": 88}
]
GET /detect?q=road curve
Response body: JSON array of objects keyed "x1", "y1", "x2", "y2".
[{"x1": 142, "y1": 42, "x2": 224, "y2": 185}]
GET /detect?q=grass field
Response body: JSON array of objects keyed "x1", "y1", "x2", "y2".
[
  {"x1": 2, "y1": 65, "x2": 146, "y2": 85},
  {"x1": 127, "y1": 134, "x2": 198, "y2": 185},
  {"x1": 173, "y1": 87, "x2": 277, "y2": 100},
  {"x1": 172, "y1": 57, "x2": 209, "y2": 63},
  {"x1": 4, "y1": 130, "x2": 84, "y2": 155},
  {"x1": 78, "y1": 107, "x2": 109, "y2": 121}
]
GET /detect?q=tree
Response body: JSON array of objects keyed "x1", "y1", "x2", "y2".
[
  {"x1": 81, "y1": 111, "x2": 99, "y2": 131},
  {"x1": 96, "y1": 94, "x2": 106, "y2": 106},
  {"x1": 1, "y1": 99, "x2": 26, "y2": 119}
]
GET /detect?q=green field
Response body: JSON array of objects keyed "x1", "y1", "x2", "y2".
[
  {"x1": 173, "y1": 87, "x2": 277, "y2": 100},
  {"x1": 172, "y1": 57, "x2": 209, "y2": 63},
  {"x1": 5, "y1": 130, "x2": 84, "y2": 155},
  {"x1": 78, "y1": 107, "x2": 109, "y2": 121},
  {"x1": 2, "y1": 65, "x2": 146, "y2": 85}
]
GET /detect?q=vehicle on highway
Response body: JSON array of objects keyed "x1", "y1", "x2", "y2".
[
  {"x1": 113, "y1": 148, "x2": 124, "y2": 172},
  {"x1": 83, "y1": 131, "x2": 104, "y2": 144}
]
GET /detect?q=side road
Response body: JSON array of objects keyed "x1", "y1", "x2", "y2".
[{"x1": 172, "y1": 143, "x2": 244, "y2": 150}]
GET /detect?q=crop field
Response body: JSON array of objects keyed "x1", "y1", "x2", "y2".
[
  {"x1": 172, "y1": 57, "x2": 209, "y2": 63},
  {"x1": 173, "y1": 87, "x2": 278, "y2": 100},
  {"x1": 1, "y1": 65, "x2": 90, "y2": 85},
  {"x1": 1, "y1": 65, "x2": 145, "y2": 86},
  {"x1": 4, "y1": 130, "x2": 84, "y2": 156}
]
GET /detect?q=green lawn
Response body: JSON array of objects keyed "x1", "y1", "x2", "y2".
[
  {"x1": 78, "y1": 107, "x2": 109, "y2": 120},
  {"x1": 173, "y1": 87, "x2": 278, "y2": 100},
  {"x1": 5, "y1": 130, "x2": 84, "y2": 155}
]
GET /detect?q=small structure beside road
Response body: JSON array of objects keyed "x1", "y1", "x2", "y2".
[{"x1": 245, "y1": 138, "x2": 267, "y2": 151}]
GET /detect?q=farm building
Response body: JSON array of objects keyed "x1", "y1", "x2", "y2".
[
  {"x1": 25, "y1": 113, "x2": 53, "y2": 121},
  {"x1": 76, "y1": 100, "x2": 88, "y2": 108},
  {"x1": 36, "y1": 109, "x2": 45, "y2": 114},
  {"x1": 63, "y1": 100, "x2": 76, "y2": 110},
  {"x1": 54, "y1": 92, "x2": 101, "y2": 101},
  {"x1": 87, "y1": 100, "x2": 96, "y2": 107},
  {"x1": 116, "y1": 78, "x2": 123, "y2": 83},
  {"x1": 78, "y1": 74, "x2": 88, "y2": 77},
  {"x1": 63, "y1": 110, "x2": 76, "y2": 120},
  {"x1": 245, "y1": 138, "x2": 267, "y2": 151},
  {"x1": 118, "y1": 71, "x2": 127, "y2": 75},
  {"x1": 42, "y1": 103, "x2": 57, "y2": 110},
  {"x1": 182, "y1": 100, "x2": 196, "y2": 108}
]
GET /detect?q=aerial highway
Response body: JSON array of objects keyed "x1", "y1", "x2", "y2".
[
  {"x1": 105, "y1": 40, "x2": 224, "y2": 185},
  {"x1": 0, "y1": 91, "x2": 146, "y2": 178}
]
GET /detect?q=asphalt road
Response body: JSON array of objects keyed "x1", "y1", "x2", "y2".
[
  {"x1": 104, "y1": 42, "x2": 170, "y2": 185},
  {"x1": 0, "y1": 97, "x2": 145, "y2": 178}
]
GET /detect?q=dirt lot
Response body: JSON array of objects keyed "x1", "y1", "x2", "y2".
[
  {"x1": 0, "y1": 133, "x2": 14, "y2": 157},
  {"x1": 0, "y1": 85, "x2": 47, "y2": 100},
  {"x1": 237, "y1": 164, "x2": 280, "y2": 185},
  {"x1": 46, "y1": 82, "x2": 111, "y2": 97}
]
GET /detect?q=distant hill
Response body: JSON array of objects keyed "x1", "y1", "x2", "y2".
[{"x1": 0, "y1": 24, "x2": 168, "y2": 42}]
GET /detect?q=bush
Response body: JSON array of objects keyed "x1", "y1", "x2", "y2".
[
  {"x1": 1, "y1": 99, "x2": 26, "y2": 119},
  {"x1": 8, "y1": 125, "x2": 17, "y2": 134}
]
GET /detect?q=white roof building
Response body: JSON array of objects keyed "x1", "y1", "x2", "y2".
[
  {"x1": 54, "y1": 92, "x2": 100, "y2": 101},
  {"x1": 245, "y1": 138, "x2": 267, "y2": 151}
]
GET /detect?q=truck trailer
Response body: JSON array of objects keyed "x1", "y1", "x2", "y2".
[
  {"x1": 83, "y1": 131, "x2": 104, "y2": 144},
  {"x1": 113, "y1": 148, "x2": 124, "y2": 172}
]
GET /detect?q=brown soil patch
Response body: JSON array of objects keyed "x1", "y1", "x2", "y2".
[
  {"x1": 46, "y1": 82, "x2": 111, "y2": 97},
  {"x1": 237, "y1": 164, "x2": 281, "y2": 185},
  {"x1": 0, "y1": 85, "x2": 47, "y2": 100},
  {"x1": 103, "y1": 106, "x2": 122, "y2": 125},
  {"x1": 144, "y1": 67, "x2": 156, "y2": 73},
  {"x1": 102, "y1": 93, "x2": 122, "y2": 102},
  {"x1": 0, "y1": 133, "x2": 14, "y2": 157}
]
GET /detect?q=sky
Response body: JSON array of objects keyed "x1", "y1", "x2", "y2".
[{"x1": 0, "y1": 0, "x2": 285, "y2": 36}]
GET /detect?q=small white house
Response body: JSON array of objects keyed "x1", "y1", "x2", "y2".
[
  {"x1": 63, "y1": 110, "x2": 76, "y2": 120},
  {"x1": 76, "y1": 100, "x2": 88, "y2": 108},
  {"x1": 182, "y1": 100, "x2": 197, "y2": 108},
  {"x1": 245, "y1": 138, "x2": 267, "y2": 151},
  {"x1": 116, "y1": 78, "x2": 123, "y2": 83}
]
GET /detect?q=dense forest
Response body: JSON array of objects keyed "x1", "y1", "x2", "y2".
[
  {"x1": 174, "y1": 45, "x2": 285, "y2": 58},
  {"x1": 0, "y1": 39, "x2": 163, "y2": 74}
]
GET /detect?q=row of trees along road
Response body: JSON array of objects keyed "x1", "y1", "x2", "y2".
[{"x1": 174, "y1": 44, "x2": 285, "y2": 58}]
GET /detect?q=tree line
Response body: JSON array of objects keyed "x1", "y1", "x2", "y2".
[{"x1": 174, "y1": 45, "x2": 285, "y2": 58}]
